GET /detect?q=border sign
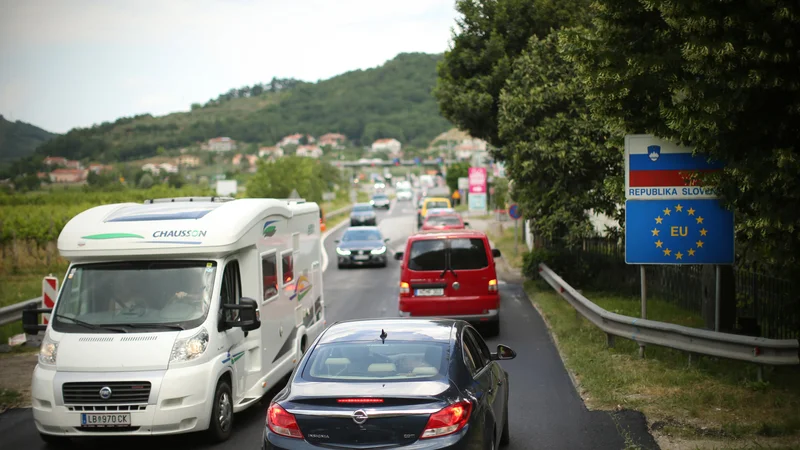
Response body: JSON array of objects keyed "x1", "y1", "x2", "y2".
[
  {"x1": 508, "y1": 204, "x2": 521, "y2": 220},
  {"x1": 625, "y1": 199, "x2": 734, "y2": 265},
  {"x1": 624, "y1": 135, "x2": 734, "y2": 265},
  {"x1": 625, "y1": 135, "x2": 723, "y2": 200}
]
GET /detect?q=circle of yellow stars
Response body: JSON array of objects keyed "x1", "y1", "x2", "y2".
[{"x1": 650, "y1": 204, "x2": 708, "y2": 261}]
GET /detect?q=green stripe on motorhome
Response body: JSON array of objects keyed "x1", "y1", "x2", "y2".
[{"x1": 82, "y1": 233, "x2": 144, "y2": 240}]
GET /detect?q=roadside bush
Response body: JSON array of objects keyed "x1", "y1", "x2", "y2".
[{"x1": 523, "y1": 245, "x2": 635, "y2": 293}]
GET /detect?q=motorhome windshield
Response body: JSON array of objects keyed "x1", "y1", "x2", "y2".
[{"x1": 52, "y1": 261, "x2": 217, "y2": 333}]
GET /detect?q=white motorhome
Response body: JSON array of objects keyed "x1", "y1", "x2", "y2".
[{"x1": 23, "y1": 197, "x2": 326, "y2": 445}]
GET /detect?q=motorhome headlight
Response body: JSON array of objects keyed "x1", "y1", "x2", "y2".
[
  {"x1": 371, "y1": 246, "x2": 387, "y2": 255},
  {"x1": 170, "y1": 327, "x2": 209, "y2": 363},
  {"x1": 336, "y1": 247, "x2": 351, "y2": 256},
  {"x1": 39, "y1": 333, "x2": 58, "y2": 366}
]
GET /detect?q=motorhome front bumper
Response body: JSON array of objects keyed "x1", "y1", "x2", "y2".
[{"x1": 31, "y1": 362, "x2": 216, "y2": 437}]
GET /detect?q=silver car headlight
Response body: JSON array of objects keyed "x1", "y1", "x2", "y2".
[
  {"x1": 170, "y1": 327, "x2": 209, "y2": 363},
  {"x1": 371, "y1": 246, "x2": 387, "y2": 255}
]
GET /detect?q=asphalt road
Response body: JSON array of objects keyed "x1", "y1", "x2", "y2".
[{"x1": 0, "y1": 187, "x2": 659, "y2": 450}]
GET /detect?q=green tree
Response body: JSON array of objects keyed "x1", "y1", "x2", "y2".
[
  {"x1": 445, "y1": 161, "x2": 470, "y2": 193},
  {"x1": 498, "y1": 29, "x2": 621, "y2": 243},
  {"x1": 566, "y1": 0, "x2": 800, "y2": 267},
  {"x1": 435, "y1": 0, "x2": 590, "y2": 147},
  {"x1": 247, "y1": 156, "x2": 325, "y2": 202},
  {"x1": 138, "y1": 173, "x2": 154, "y2": 189}
]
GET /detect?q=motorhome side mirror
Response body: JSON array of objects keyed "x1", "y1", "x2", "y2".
[
  {"x1": 492, "y1": 249, "x2": 502, "y2": 258},
  {"x1": 22, "y1": 303, "x2": 49, "y2": 335},
  {"x1": 221, "y1": 298, "x2": 260, "y2": 332},
  {"x1": 384, "y1": 238, "x2": 390, "y2": 243},
  {"x1": 334, "y1": 240, "x2": 340, "y2": 244},
  {"x1": 394, "y1": 251, "x2": 404, "y2": 261},
  {"x1": 491, "y1": 344, "x2": 517, "y2": 361}
]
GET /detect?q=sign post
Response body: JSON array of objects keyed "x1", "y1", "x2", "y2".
[
  {"x1": 624, "y1": 135, "x2": 734, "y2": 354},
  {"x1": 468, "y1": 167, "x2": 488, "y2": 216},
  {"x1": 42, "y1": 275, "x2": 58, "y2": 325},
  {"x1": 508, "y1": 204, "x2": 522, "y2": 256}
]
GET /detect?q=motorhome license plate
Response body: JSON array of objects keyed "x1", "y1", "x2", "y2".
[
  {"x1": 415, "y1": 288, "x2": 443, "y2": 296},
  {"x1": 353, "y1": 255, "x2": 369, "y2": 261},
  {"x1": 81, "y1": 413, "x2": 131, "y2": 427}
]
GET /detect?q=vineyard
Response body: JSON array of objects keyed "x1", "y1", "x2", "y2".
[{"x1": 0, "y1": 185, "x2": 215, "y2": 244}]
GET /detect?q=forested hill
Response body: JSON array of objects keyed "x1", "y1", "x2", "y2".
[
  {"x1": 11, "y1": 52, "x2": 450, "y2": 169},
  {"x1": 0, "y1": 115, "x2": 57, "y2": 163}
]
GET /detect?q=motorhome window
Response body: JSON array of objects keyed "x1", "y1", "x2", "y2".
[
  {"x1": 220, "y1": 261, "x2": 242, "y2": 322},
  {"x1": 449, "y1": 238, "x2": 489, "y2": 270},
  {"x1": 281, "y1": 253, "x2": 294, "y2": 284},
  {"x1": 342, "y1": 229, "x2": 382, "y2": 241},
  {"x1": 262, "y1": 253, "x2": 278, "y2": 300},
  {"x1": 408, "y1": 239, "x2": 447, "y2": 271},
  {"x1": 51, "y1": 261, "x2": 216, "y2": 332}
]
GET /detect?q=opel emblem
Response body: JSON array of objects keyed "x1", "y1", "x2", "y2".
[
  {"x1": 99, "y1": 386, "x2": 112, "y2": 400},
  {"x1": 452, "y1": 281, "x2": 460, "y2": 291},
  {"x1": 352, "y1": 409, "x2": 368, "y2": 425}
]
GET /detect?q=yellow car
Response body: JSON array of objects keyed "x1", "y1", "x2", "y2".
[{"x1": 418, "y1": 197, "x2": 452, "y2": 227}]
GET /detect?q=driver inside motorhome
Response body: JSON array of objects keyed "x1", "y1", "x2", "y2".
[{"x1": 53, "y1": 261, "x2": 217, "y2": 331}]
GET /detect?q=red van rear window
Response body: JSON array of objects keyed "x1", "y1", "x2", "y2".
[
  {"x1": 408, "y1": 240, "x2": 447, "y2": 271},
  {"x1": 449, "y1": 238, "x2": 488, "y2": 270}
]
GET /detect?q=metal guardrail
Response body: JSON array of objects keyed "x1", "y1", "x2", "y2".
[
  {"x1": 0, "y1": 297, "x2": 42, "y2": 327},
  {"x1": 324, "y1": 205, "x2": 352, "y2": 220},
  {"x1": 538, "y1": 263, "x2": 800, "y2": 366}
]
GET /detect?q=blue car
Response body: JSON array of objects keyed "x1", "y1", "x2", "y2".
[
  {"x1": 262, "y1": 318, "x2": 517, "y2": 449},
  {"x1": 350, "y1": 203, "x2": 377, "y2": 226},
  {"x1": 335, "y1": 227, "x2": 390, "y2": 268}
]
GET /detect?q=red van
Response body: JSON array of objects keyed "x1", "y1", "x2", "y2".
[{"x1": 394, "y1": 230, "x2": 503, "y2": 336}]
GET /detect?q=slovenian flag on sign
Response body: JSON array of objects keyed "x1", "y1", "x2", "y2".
[{"x1": 629, "y1": 145, "x2": 724, "y2": 187}]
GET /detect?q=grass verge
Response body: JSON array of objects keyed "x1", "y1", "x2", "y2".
[
  {"x1": 486, "y1": 223, "x2": 526, "y2": 270},
  {"x1": 524, "y1": 279, "x2": 800, "y2": 444},
  {"x1": 0, "y1": 388, "x2": 22, "y2": 411}
]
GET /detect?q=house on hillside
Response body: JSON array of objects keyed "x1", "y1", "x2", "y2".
[
  {"x1": 277, "y1": 133, "x2": 315, "y2": 148},
  {"x1": 178, "y1": 155, "x2": 201, "y2": 167},
  {"x1": 454, "y1": 138, "x2": 488, "y2": 160},
  {"x1": 296, "y1": 145, "x2": 323, "y2": 158},
  {"x1": 88, "y1": 164, "x2": 113, "y2": 174},
  {"x1": 43, "y1": 156, "x2": 82, "y2": 169},
  {"x1": 49, "y1": 169, "x2": 88, "y2": 183},
  {"x1": 208, "y1": 137, "x2": 237, "y2": 152},
  {"x1": 258, "y1": 146, "x2": 283, "y2": 159},
  {"x1": 142, "y1": 162, "x2": 178, "y2": 174},
  {"x1": 371, "y1": 138, "x2": 402, "y2": 154},
  {"x1": 232, "y1": 154, "x2": 259, "y2": 168},
  {"x1": 318, "y1": 133, "x2": 347, "y2": 149}
]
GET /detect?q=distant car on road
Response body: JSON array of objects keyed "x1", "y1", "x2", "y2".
[
  {"x1": 335, "y1": 226, "x2": 390, "y2": 268},
  {"x1": 395, "y1": 229, "x2": 503, "y2": 336},
  {"x1": 421, "y1": 213, "x2": 467, "y2": 231},
  {"x1": 350, "y1": 203, "x2": 377, "y2": 226},
  {"x1": 370, "y1": 193, "x2": 391, "y2": 209},
  {"x1": 418, "y1": 197, "x2": 452, "y2": 227},
  {"x1": 262, "y1": 318, "x2": 516, "y2": 450},
  {"x1": 396, "y1": 188, "x2": 413, "y2": 201}
]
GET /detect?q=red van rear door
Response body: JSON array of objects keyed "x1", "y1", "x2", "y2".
[
  {"x1": 404, "y1": 237, "x2": 450, "y2": 316},
  {"x1": 442, "y1": 236, "x2": 498, "y2": 316}
]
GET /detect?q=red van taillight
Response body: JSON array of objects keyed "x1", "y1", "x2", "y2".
[
  {"x1": 421, "y1": 400, "x2": 473, "y2": 439},
  {"x1": 400, "y1": 282, "x2": 410, "y2": 296},
  {"x1": 267, "y1": 403, "x2": 303, "y2": 439},
  {"x1": 488, "y1": 279, "x2": 498, "y2": 292}
]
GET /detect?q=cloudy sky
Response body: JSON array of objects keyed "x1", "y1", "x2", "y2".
[{"x1": 0, "y1": 0, "x2": 459, "y2": 134}]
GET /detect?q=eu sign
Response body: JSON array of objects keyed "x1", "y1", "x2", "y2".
[{"x1": 625, "y1": 199, "x2": 734, "y2": 265}]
